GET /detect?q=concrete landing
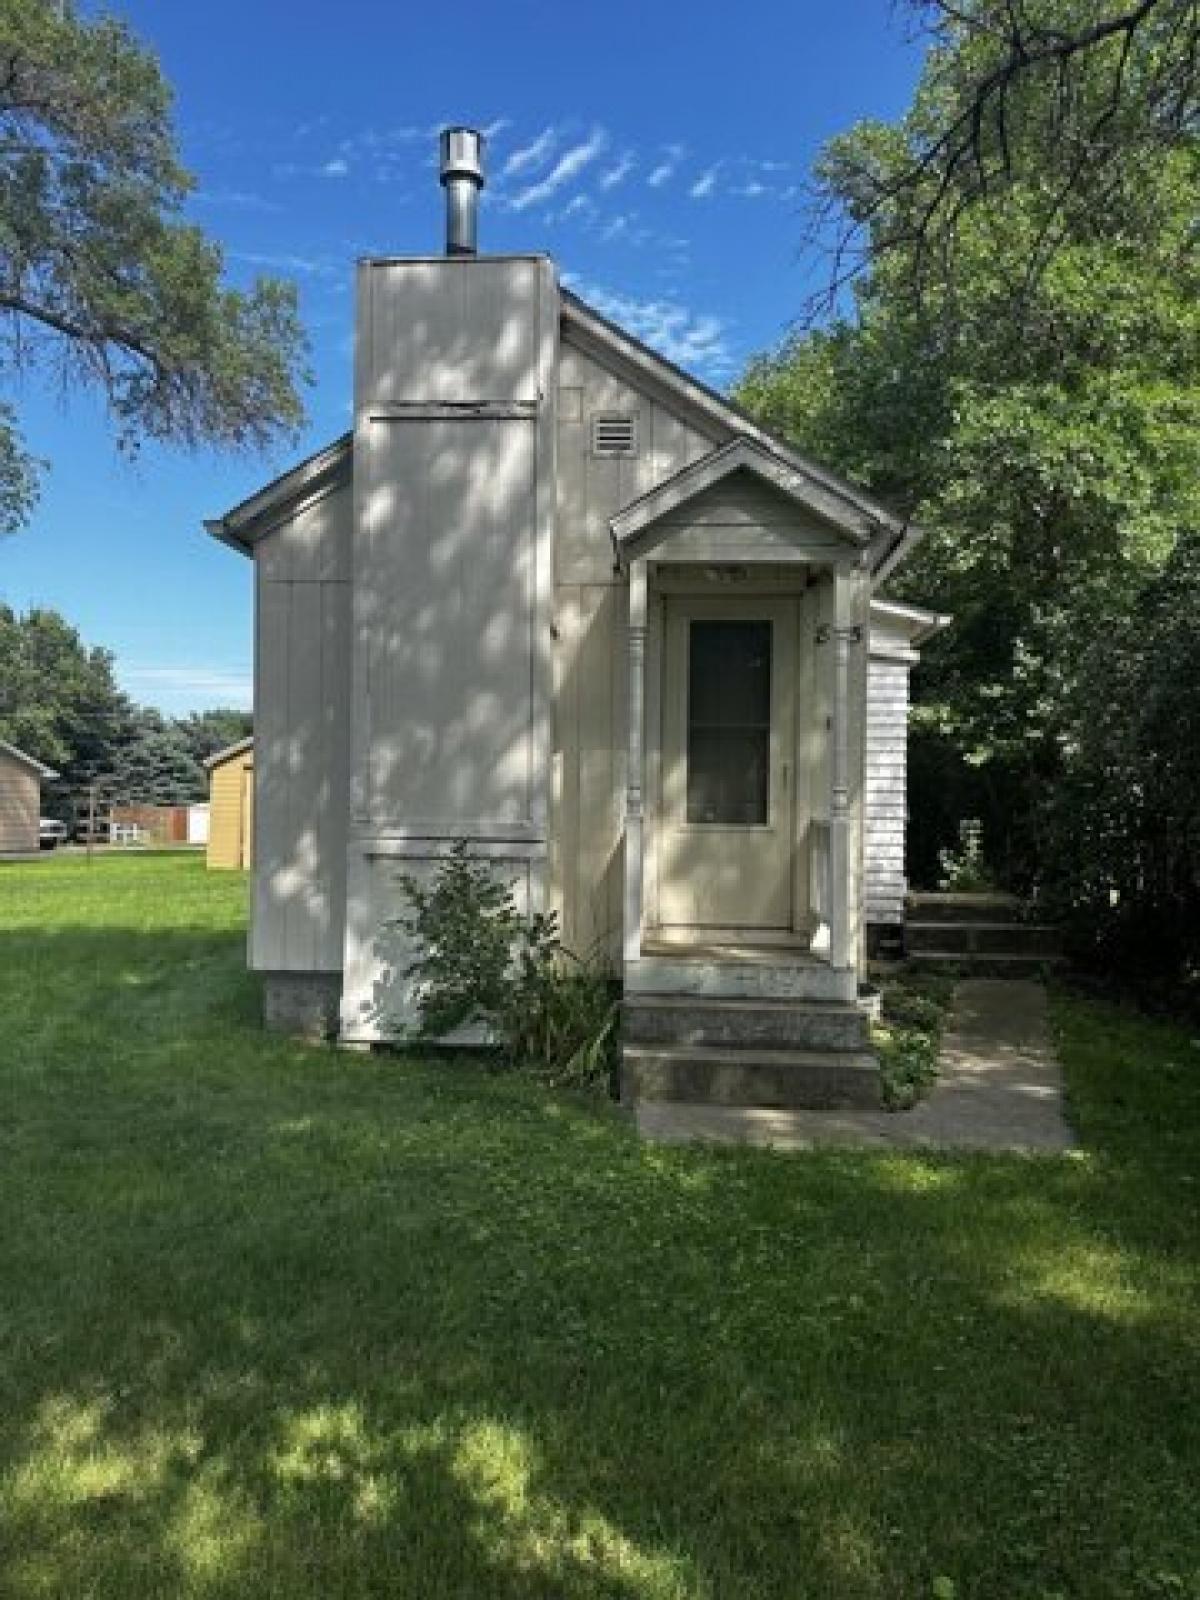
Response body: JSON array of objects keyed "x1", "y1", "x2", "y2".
[{"x1": 636, "y1": 979, "x2": 1076, "y2": 1153}]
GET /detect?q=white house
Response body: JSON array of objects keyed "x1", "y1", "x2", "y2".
[{"x1": 207, "y1": 129, "x2": 947, "y2": 1108}]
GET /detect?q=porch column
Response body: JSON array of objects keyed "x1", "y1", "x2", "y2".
[
  {"x1": 623, "y1": 560, "x2": 648, "y2": 966},
  {"x1": 829, "y1": 563, "x2": 854, "y2": 972}
]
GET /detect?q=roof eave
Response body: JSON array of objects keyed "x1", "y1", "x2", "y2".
[
  {"x1": 205, "y1": 433, "x2": 352, "y2": 558},
  {"x1": 609, "y1": 437, "x2": 880, "y2": 567},
  {"x1": 0, "y1": 739, "x2": 58, "y2": 780},
  {"x1": 203, "y1": 735, "x2": 254, "y2": 770}
]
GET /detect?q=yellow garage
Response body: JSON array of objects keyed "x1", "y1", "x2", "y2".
[{"x1": 205, "y1": 737, "x2": 253, "y2": 870}]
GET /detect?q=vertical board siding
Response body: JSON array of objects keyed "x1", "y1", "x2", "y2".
[
  {"x1": 0, "y1": 755, "x2": 39, "y2": 852},
  {"x1": 206, "y1": 752, "x2": 253, "y2": 870},
  {"x1": 356, "y1": 419, "x2": 539, "y2": 828},
  {"x1": 555, "y1": 341, "x2": 716, "y2": 585},
  {"x1": 250, "y1": 477, "x2": 352, "y2": 973},
  {"x1": 865, "y1": 653, "x2": 911, "y2": 925},
  {"x1": 339, "y1": 257, "x2": 556, "y2": 1039},
  {"x1": 551, "y1": 583, "x2": 627, "y2": 963},
  {"x1": 550, "y1": 335, "x2": 714, "y2": 962}
]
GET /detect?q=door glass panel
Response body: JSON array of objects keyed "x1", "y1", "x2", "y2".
[{"x1": 686, "y1": 620, "x2": 772, "y2": 824}]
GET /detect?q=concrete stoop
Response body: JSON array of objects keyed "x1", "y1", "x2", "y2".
[
  {"x1": 621, "y1": 993, "x2": 881, "y2": 1111},
  {"x1": 904, "y1": 892, "x2": 1065, "y2": 975}
]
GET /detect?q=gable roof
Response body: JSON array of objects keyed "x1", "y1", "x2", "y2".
[
  {"x1": 204, "y1": 285, "x2": 923, "y2": 579},
  {"x1": 0, "y1": 738, "x2": 58, "y2": 781},
  {"x1": 203, "y1": 735, "x2": 254, "y2": 770},
  {"x1": 609, "y1": 437, "x2": 877, "y2": 564},
  {"x1": 206, "y1": 433, "x2": 351, "y2": 555},
  {"x1": 562, "y1": 291, "x2": 922, "y2": 578}
]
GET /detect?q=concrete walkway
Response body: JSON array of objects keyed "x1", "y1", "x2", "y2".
[{"x1": 636, "y1": 979, "x2": 1076, "y2": 1153}]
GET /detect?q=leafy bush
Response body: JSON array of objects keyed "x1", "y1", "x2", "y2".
[
  {"x1": 395, "y1": 843, "x2": 618, "y2": 1090},
  {"x1": 872, "y1": 967, "x2": 955, "y2": 1110}
]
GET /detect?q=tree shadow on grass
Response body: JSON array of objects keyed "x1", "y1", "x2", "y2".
[{"x1": 1, "y1": 927, "x2": 1198, "y2": 1597}]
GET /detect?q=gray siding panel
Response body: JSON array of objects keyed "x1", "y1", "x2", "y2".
[
  {"x1": 865, "y1": 655, "x2": 910, "y2": 925},
  {"x1": 340, "y1": 257, "x2": 557, "y2": 1041},
  {"x1": 250, "y1": 480, "x2": 352, "y2": 973}
]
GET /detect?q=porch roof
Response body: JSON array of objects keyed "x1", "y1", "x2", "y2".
[{"x1": 608, "y1": 436, "x2": 877, "y2": 567}]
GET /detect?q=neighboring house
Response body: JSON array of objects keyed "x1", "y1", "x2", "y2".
[
  {"x1": 205, "y1": 738, "x2": 254, "y2": 870},
  {"x1": 206, "y1": 129, "x2": 948, "y2": 1103},
  {"x1": 0, "y1": 740, "x2": 58, "y2": 854}
]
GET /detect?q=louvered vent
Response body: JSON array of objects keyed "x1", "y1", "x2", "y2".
[{"x1": 591, "y1": 414, "x2": 638, "y2": 458}]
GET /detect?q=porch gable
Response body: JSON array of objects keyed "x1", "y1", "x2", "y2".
[{"x1": 610, "y1": 438, "x2": 876, "y2": 568}]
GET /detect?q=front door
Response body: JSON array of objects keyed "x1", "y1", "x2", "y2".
[{"x1": 657, "y1": 595, "x2": 796, "y2": 933}]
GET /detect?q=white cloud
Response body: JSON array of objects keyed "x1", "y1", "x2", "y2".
[
  {"x1": 567, "y1": 278, "x2": 733, "y2": 379},
  {"x1": 192, "y1": 188, "x2": 281, "y2": 214},
  {"x1": 508, "y1": 128, "x2": 608, "y2": 211},
  {"x1": 231, "y1": 249, "x2": 339, "y2": 280},
  {"x1": 501, "y1": 126, "x2": 557, "y2": 179},
  {"x1": 689, "y1": 165, "x2": 719, "y2": 199},
  {"x1": 321, "y1": 157, "x2": 349, "y2": 178},
  {"x1": 646, "y1": 142, "x2": 686, "y2": 188},
  {"x1": 120, "y1": 666, "x2": 252, "y2": 713},
  {"x1": 599, "y1": 152, "x2": 635, "y2": 190}
]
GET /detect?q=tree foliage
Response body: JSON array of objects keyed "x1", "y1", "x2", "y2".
[
  {"x1": 175, "y1": 707, "x2": 252, "y2": 767},
  {"x1": 0, "y1": 601, "x2": 132, "y2": 792},
  {"x1": 108, "y1": 707, "x2": 204, "y2": 805},
  {"x1": 0, "y1": 0, "x2": 308, "y2": 533},
  {"x1": 805, "y1": 0, "x2": 1199, "y2": 316},
  {"x1": 738, "y1": 0, "x2": 1200, "y2": 982},
  {"x1": 0, "y1": 604, "x2": 251, "y2": 812}
]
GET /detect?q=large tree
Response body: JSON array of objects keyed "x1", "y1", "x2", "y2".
[
  {"x1": 175, "y1": 707, "x2": 252, "y2": 768},
  {"x1": 806, "y1": 0, "x2": 1199, "y2": 317},
  {"x1": 108, "y1": 705, "x2": 204, "y2": 804},
  {"x1": 737, "y1": 0, "x2": 1200, "y2": 973},
  {"x1": 0, "y1": 602, "x2": 133, "y2": 796},
  {"x1": 0, "y1": 0, "x2": 308, "y2": 534}
]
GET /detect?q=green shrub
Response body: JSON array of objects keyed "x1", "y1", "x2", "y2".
[
  {"x1": 395, "y1": 843, "x2": 618, "y2": 1091},
  {"x1": 872, "y1": 967, "x2": 955, "y2": 1110}
]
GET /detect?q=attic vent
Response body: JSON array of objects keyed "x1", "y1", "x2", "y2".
[{"x1": 591, "y1": 414, "x2": 638, "y2": 459}]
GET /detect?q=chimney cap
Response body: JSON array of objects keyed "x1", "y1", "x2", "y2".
[{"x1": 439, "y1": 126, "x2": 485, "y2": 188}]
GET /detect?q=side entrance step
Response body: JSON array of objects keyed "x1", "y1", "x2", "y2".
[
  {"x1": 904, "y1": 893, "x2": 1065, "y2": 975},
  {"x1": 623, "y1": 1043, "x2": 881, "y2": 1111},
  {"x1": 621, "y1": 994, "x2": 880, "y2": 1111}
]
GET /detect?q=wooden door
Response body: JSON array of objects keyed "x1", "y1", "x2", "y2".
[{"x1": 657, "y1": 596, "x2": 796, "y2": 933}]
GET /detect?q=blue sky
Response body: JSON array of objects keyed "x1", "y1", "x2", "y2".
[{"x1": 1, "y1": 0, "x2": 924, "y2": 714}]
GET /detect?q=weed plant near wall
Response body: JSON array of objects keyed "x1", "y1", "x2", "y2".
[
  {"x1": 872, "y1": 966, "x2": 955, "y2": 1109},
  {"x1": 394, "y1": 843, "x2": 618, "y2": 1091}
]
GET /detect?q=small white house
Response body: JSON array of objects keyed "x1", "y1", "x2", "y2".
[{"x1": 207, "y1": 129, "x2": 947, "y2": 1107}]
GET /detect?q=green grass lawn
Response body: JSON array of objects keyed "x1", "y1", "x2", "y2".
[{"x1": 1, "y1": 854, "x2": 1198, "y2": 1599}]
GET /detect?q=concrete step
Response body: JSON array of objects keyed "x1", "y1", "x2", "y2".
[
  {"x1": 622, "y1": 993, "x2": 871, "y2": 1052},
  {"x1": 628, "y1": 948, "x2": 854, "y2": 1002},
  {"x1": 906, "y1": 920, "x2": 1063, "y2": 957},
  {"x1": 906, "y1": 892, "x2": 1027, "y2": 925},
  {"x1": 623, "y1": 1043, "x2": 882, "y2": 1111},
  {"x1": 907, "y1": 950, "x2": 1065, "y2": 978}
]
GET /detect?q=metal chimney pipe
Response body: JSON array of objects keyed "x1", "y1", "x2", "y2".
[{"x1": 439, "y1": 126, "x2": 485, "y2": 255}]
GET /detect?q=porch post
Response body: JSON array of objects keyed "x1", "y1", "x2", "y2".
[
  {"x1": 829, "y1": 563, "x2": 854, "y2": 972},
  {"x1": 623, "y1": 560, "x2": 648, "y2": 966}
]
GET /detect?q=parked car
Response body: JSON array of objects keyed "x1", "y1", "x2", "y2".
[{"x1": 39, "y1": 819, "x2": 69, "y2": 850}]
